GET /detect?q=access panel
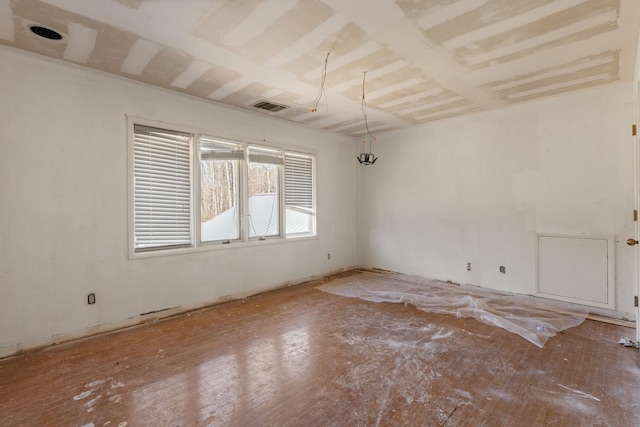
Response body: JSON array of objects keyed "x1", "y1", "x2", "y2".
[{"x1": 537, "y1": 234, "x2": 614, "y2": 309}]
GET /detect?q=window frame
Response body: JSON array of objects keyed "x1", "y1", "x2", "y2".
[
  {"x1": 128, "y1": 116, "x2": 317, "y2": 259},
  {"x1": 198, "y1": 137, "x2": 245, "y2": 244},
  {"x1": 247, "y1": 145, "x2": 285, "y2": 241},
  {"x1": 129, "y1": 120, "x2": 195, "y2": 254},
  {"x1": 284, "y1": 151, "x2": 316, "y2": 237}
]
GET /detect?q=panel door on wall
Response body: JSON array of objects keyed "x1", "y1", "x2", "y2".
[{"x1": 537, "y1": 234, "x2": 614, "y2": 309}]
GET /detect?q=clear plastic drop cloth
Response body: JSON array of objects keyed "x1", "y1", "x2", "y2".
[{"x1": 317, "y1": 271, "x2": 589, "y2": 348}]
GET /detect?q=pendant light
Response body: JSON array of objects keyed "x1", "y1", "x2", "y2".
[{"x1": 357, "y1": 71, "x2": 377, "y2": 165}]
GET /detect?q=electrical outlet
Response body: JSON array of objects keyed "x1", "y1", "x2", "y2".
[
  {"x1": 499, "y1": 266, "x2": 506, "y2": 274},
  {"x1": 87, "y1": 293, "x2": 96, "y2": 305},
  {"x1": 466, "y1": 262, "x2": 471, "y2": 271},
  {"x1": 327, "y1": 253, "x2": 331, "y2": 260}
]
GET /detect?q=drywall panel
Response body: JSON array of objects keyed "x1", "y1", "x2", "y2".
[
  {"x1": 356, "y1": 83, "x2": 636, "y2": 319},
  {"x1": 537, "y1": 234, "x2": 614, "y2": 309},
  {"x1": 0, "y1": 46, "x2": 356, "y2": 352}
]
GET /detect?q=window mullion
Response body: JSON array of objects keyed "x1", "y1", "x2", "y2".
[
  {"x1": 279, "y1": 163, "x2": 285, "y2": 237},
  {"x1": 194, "y1": 134, "x2": 202, "y2": 247},
  {"x1": 240, "y1": 146, "x2": 249, "y2": 242}
]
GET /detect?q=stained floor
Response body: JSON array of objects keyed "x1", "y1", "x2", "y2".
[{"x1": 1, "y1": 274, "x2": 639, "y2": 426}]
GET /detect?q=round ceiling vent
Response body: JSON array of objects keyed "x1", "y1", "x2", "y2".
[{"x1": 28, "y1": 24, "x2": 64, "y2": 41}]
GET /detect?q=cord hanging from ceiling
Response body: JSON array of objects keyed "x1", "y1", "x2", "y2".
[
  {"x1": 312, "y1": 51, "x2": 330, "y2": 113},
  {"x1": 358, "y1": 71, "x2": 377, "y2": 165}
]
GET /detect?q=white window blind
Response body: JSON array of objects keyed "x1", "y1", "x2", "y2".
[
  {"x1": 200, "y1": 137, "x2": 245, "y2": 161},
  {"x1": 285, "y1": 152, "x2": 315, "y2": 236},
  {"x1": 248, "y1": 146, "x2": 284, "y2": 165},
  {"x1": 285, "y1": 152, "x2": 314, "y2": 209},
  {"x1": 133, "y1": 124, "x2": 192, "y2": 251}
]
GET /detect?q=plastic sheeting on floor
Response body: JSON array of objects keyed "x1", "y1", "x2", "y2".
[{"x1": 317, "y1": 270, "x2": 589, "y2": 348}]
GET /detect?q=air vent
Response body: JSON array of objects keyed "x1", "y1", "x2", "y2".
[
  {"x1": 251, "y1": 100, "x2": 289, "y2": 113},
  {"x1": 28, "y1": 25, "x2": 64, "y2": 41}
]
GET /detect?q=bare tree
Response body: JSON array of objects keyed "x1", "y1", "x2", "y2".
[
  {"x1": 200, "y1": 160, "x2": 237, "y2": 222},
  {"x1": 200, "y1": 160, "x2": 277, "y2": 223}
]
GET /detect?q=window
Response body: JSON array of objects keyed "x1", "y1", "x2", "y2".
[
  {"x1": 132, "y1": 124, "x2": 192, "y2": 252},
  {"x1": 247, "y1": 146, "x2": 283, "y2": 239},
  {"x1": 284, "y1": 152, "x2": 315, "y2": 236},
  {"x1": 129, "y1": 119, "x2": 316, "y2": 255},
  {"x1": 200, "y1": 137, "x2": 243, "y2": 243}
]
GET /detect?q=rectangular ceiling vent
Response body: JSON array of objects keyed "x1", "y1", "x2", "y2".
[{"x1": 251, "y1": 100, "x2": 289, "y2": 113}]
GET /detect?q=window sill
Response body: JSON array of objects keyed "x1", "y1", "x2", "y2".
[{"x1": 128, "y1": 234, "x2": 318, "y2": 260}]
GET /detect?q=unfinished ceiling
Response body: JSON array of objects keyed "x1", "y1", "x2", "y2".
[{"x1": 2, "y1": 0, "x2": 639, "y2": 137}]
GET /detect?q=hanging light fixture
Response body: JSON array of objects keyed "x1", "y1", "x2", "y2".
[
  {"x1": 357, "y1": 71, "x2": 377, "y2": 165},
  {"x1": 357, "y1": 152, "x2": 376, "y2": 165}
]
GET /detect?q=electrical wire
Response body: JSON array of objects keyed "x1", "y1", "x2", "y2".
[
  {"x1": 312, "y1": 51, "x2": 330, "y2": 113},
  {"x1": 361, "y1": 71, "x2": 377, "y2": 154}
]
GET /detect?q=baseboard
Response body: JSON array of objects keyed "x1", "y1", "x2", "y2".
[{"x1": 0, "y1": 266, "x2": 358, "y2": 360}]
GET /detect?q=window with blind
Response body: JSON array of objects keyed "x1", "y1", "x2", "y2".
[
  {"x1": 132, "y1": 124, "x2": 192, "y2": 252},
  {"x1": 129, "y1": 119, "x2": 316, "y2": 256},
  {"x1": 285, "y1": 152, "x2": 315, "y2": 236}
]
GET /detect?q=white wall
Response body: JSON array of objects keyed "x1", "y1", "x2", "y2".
[
  {"x1": 2, "y1": 44, "x2": 637, "y2": 355},
  {"x1": 0, "y1": 47, "x2": 357, "y2": 353},
  {"x1": 357, "y1": 83, "x2": 637, "y2": 318}
]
